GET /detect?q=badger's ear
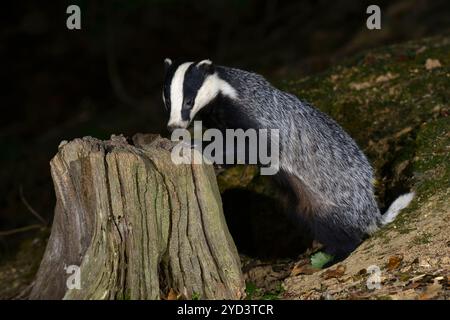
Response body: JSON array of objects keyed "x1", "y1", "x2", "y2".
[
  {"x1": 197, "y1": 59, "x2": 214, "y2": 74},
  {"x1": 164, "y1": 58, "x2": 172, "y2": 72}
]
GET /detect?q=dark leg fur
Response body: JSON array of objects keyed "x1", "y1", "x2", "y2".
[
  {"x1": 310, "y1": 212, "x2": 364, "y2": 261},
  {"x1": 275, "y1": 170, "x2": 365, "y2": 262}
]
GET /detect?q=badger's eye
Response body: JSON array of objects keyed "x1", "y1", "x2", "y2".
[{"x1": 186, "y1": 98, "x2": 194, "y2": 107}]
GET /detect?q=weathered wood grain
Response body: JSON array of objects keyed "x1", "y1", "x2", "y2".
[{"x1": 29, "y1": 134, "x2": 244, "y2": 300}]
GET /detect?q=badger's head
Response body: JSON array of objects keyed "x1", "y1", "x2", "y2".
[{"x1": 163, "y1": 58, "x2": 237, "y2": 132}]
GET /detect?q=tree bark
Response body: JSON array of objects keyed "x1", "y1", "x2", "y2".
[{"x1": 29, "y1": 134, "x2": 245, "y2": 300}]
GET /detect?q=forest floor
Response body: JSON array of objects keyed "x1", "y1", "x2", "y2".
[{"x1": 242, "y1": 192, "x2": 449, "y2": 300}]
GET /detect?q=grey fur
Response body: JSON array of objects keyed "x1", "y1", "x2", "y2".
[{"x1": 164, "y1": 62, "x2": 413, "y2": 259}]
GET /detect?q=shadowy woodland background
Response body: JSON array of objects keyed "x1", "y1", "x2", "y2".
[{"x1": 1, "y1": 0, "x2": 449, "y2": 258}]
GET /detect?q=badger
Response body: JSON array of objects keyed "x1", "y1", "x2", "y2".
[{"x1": 162, "y1": 58, "x2": 414, "y2": 260}]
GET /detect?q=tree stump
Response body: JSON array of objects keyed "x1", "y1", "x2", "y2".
[{"x1": 29, "y1": 134, "x2": 245, "y2": 300}]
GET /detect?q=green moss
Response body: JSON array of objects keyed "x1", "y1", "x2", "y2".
[
  {"x1": 413, "y1": 232, "x2": 433, "y2": 245},
  {"x1": 261, "y1": 283, "x2": 284, "y2": 300},
  {"x1": 216, "y1": 165, "x2": 259, "y2": 193},
  {"x1": 413, "y1": 117, "x2": 450, "y2": 202},
  {"x1": 244, "y1": 281, "x2": 284, "y2": 300},
  {"x1": 397, "y1": 273, "x2": 412, "y2": 282},
  {"x1": 191, "y1": 291, "x2": 201, "y2": 300},
  {"x1": 244, "y1": 281, "x2": 259, "y2": 300}
]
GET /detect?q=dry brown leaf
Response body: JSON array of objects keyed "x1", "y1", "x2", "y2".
[
  {"x1": 349, "y1": 81, "x2": 371, "y2": 91},
  {"x1": 390, "y1": 289, "x2": 418, "y2": 300},
  {"x1": 405, "y1": 282, "x2": 421, "y2": 290},
  {"x1": 416, "y1": 46, "x2": 427, "y2": 54},
  {"x1": 322, "y1": 265, "x2": 346, "y2": 280},
  {"x1": 330, "y1": 74, "x2": 339, "y2": 82},
  {"x1": 386, "y1": 255, "x2": 404, "y2": 271},
  {"x1": 291, "y1": 263, "x2": 320, "y2": 276},
  {"x1": 375, "y1": 72, "x2": 398, "y2": 83},
  {"x1": 394, "y1": 126, "x2": 413, "y2": 138},
  {"x1": 165, "y1": 288, "x2": 179, "y2": 300},
  {"x1": 425, "y1": 58, "x2": 442, "y2": 70},
  {"x1": 418, "y1": 282, "x2": 442, "y2": 300}
]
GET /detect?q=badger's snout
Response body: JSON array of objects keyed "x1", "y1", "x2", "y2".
[
  {"x1": 167, "y1": 122, "x2": 188, "y2": 132},
  {"x1": 167, "y1": 123, "x2": 179, "y2": 132}
]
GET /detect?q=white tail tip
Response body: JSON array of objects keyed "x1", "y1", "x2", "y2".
[{"x1": 381, "y1": 192, "x2": 415, "y2": 225}]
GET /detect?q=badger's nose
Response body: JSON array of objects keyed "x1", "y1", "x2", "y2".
[{"x1": 167, "y1": 123, "x2": 180, "y2": 132}]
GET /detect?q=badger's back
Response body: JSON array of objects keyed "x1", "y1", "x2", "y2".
[{"x1": 218, "y1": 66, "x2": 379, "y2": 210}]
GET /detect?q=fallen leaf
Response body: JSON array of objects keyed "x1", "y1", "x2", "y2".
[
  {"x1": 394, "y1": 126, "x2": 413, "y2": 138},
  {"x1": 349, "y1": 81, "x2": 371, "y2": 90},
  {"x1": 418, "y1": 282, "x2": 442, "y2": 300},
  {"x1": 310, "y1": 252, "x2": 334, "y2": 269},
  {"x1": 290, "y1": 263, "x2": 320, "y2": 276},
  {"x1": 330, "y1": 74, "x2": 339, "y2": 82},
  {"x1": 419, "y1": 259, "x2": 431, "y2": 268},
  {"x1": 386, "y1": 254, "x2": 403, "y2": 271},
  {"x1": 405, "y1": 282, "x2": 421, "y2": 290},
  {"x1": 165, "y1": 288, "x2": 179, "y2": 300},
  {"x1": 322, "y1": 265, "x2": 346, "y2": 280},
  {"x1": 425, "y1": 58, "x2": 442, "y2": 70},
  {"x1": 390, "y1": 289, "x2": 418, "y2": 300},
  {"x1": 415, "y1": 46, "x2": 426, "y2": 54},
  {"x1": 375, "y1": 72, "x2": 398, "y2": 83}
]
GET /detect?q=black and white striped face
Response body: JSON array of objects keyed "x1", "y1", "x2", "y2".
[{"x1": 163, "y1": 58, "x2": 236, "y2": 131}]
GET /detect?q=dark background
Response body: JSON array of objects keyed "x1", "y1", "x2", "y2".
[{"x1": 1, "y1": 0, "x2": 449, "y2": 256}]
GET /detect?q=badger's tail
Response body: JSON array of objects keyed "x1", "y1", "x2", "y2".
[{"x1": 381, "y1": 192, "x2": 415, "y2": 225}]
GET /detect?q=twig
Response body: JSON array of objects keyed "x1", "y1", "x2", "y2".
[
  {"x1": 19, "y1": 185, "x2": 47, "y2": 225},
  {"x1": 0, "y1": 224, "x2": 42, "y2": 237}
]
